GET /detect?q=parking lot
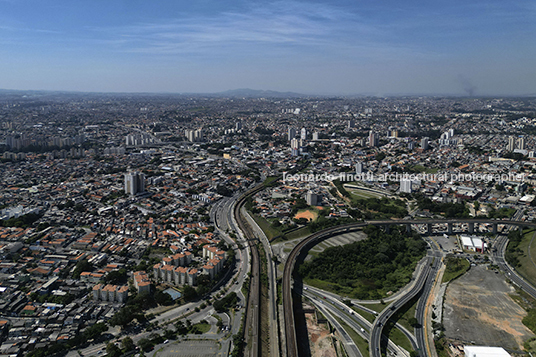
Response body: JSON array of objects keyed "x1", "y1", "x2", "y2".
[{"x1": 152, "y1": 340, "x2": 223, "y2": 357}]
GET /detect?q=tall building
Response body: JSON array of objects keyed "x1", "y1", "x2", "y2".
[
  {"x1": 236, "y1": 121, "x2": 242, "y2": 131},
  {"x1": 288, "y1": 127, "x2": 296, "y2": 141},
  {"x1": 507, "y1": 136, "x2": 515, "y2": 151},
  {"x1": 185, "y1": 129, "x2": 204, "y2": 142},
  {"x1": 355, "y1": 162, "x2": 363, "y2": 174},
  {"x1": 306, "y1": 192, "x2": 318, "y2": 206},
  {"x1": 368, "y1": 131, "x2": 379, "y2": 147},
  {"x1": 348, "y1": 120, "x2": 355, "y2": 129},
  {"x1": 421, "y1": 137, "x2": 429, "y2": 151},
  {"x1": 290, "y1": 138, "x2": 300, "y2": 156},
  {"x1": 518, "y1": 136, "x2": 526, "y2": 150},
  {"x1": 312, "y1": 132, "x2": 319, "y2": 141},
  {"x1": 124, "y1": 172, "x2": 145, "y2": 195},
  {"x1": 400, "y1": 179, "x2": 412, "y2": 193},
  {"x1": 300, "y1": 127, "x2": 307, "y2": 141}
]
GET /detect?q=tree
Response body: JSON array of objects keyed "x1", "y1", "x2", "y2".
[
  {"x1": 72, "y1": 259, "x2": 93, "y2": 279},
  {"x1": 163, "y1": 328, "x2": 175, "y2": 340},
  {"x1": 175, "y1": 320, "x2": 188, "y2": 335},
  {"x1": 121, "y1": 337, "x2": 134, "y2": 352},
  {"x1": 109, "y1": 307, "x2": 135, "y2": 328},
  {"x1": 83, "y1": 322, "x2": 107, "y2": 340},
  {"x1": 138, "y1": 338, "x2": 153, "y2": 352},
  {"x1": 408, "y1": 317, "x2": 419, "y2": 327},
  {"x1": 183, "y1": 285, "x2": 197, "y2": 301},
  {"x1": 154, "y1": 290, "x2": 174, "y2": 306},
  {"x1": 105, "y1": 268, "x2": 127, "y2": 285},
  {"x1": 106, "y1": 342, "x2": 121, "y2": 357}
]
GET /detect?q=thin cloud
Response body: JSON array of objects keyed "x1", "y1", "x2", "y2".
[{"x1": 92, "y1": 1, "x2": 385, "y2": 56}]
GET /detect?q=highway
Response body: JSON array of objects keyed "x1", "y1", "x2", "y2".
[
  {"x1": 413, "y1": 253, "x2": 441, "y2": 357},
  {"x1": 303, "y1": 286, "x2": 412, "y2": 357},
  {"x1": 304, "y1": 290, "x2": 363, "y2": 357},
  {"x1": 304, "y1": 284, "x2": 419, "y2": 351},
  {"x1": 369, "y1": 256, "x2": 433, "y2": 357},
  {"x1": 493, "y1": 235, "x2": 536, "y2": 299}
]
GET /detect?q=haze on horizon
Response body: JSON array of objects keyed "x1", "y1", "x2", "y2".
[{"x1": 1, "y1": 0, "x2": 535, "y2": 96}]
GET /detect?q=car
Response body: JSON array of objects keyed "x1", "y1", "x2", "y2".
[{"x1": 164, "y1": 340, "x2": 169, "y2": 344}]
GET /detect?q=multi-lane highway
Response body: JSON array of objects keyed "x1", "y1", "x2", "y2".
[
  {"x1": 303, "y1": 286, "x2": 408, "y2": 357},
  {"x1": 282, "y1": 218, "x2": 509, "y2": 357},
  {"x1": 369, "y1": 255, "x2": 433, "y2": 357},
  {"x1": 493, "y1": 234, "x2": 536, "y2": 299}
]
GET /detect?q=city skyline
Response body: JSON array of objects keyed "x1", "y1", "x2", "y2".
[{"x1": 1, "y1": 0, "x2": 536, "y2": 96}]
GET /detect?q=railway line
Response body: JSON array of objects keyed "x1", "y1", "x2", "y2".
[{"x1": 234, "y1": 184, "x2": 265, "y2": 357}]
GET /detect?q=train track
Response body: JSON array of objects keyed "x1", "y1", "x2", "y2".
[
  {"x1": 234, "y1": 184, "x2": 265, "y2": 357},
  {"x1": 234, "y1": 160, "x2": 310, "y2": 356}
]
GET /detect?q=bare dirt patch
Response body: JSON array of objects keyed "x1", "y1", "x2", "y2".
[
  {"x1": 443, "y1": 265, "x2": 534, "y2": 349},
  {"x1": 304, "y1": 304, "x2": 337, "y2": 357},
  {"x1": 294, "y1": 209, "x2": 318, "y2": 222}
]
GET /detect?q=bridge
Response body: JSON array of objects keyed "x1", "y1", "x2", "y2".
[{"x1": 282, "y1": 218, "x2": 532, "y2": 357}]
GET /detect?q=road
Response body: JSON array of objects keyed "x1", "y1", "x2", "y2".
[
  {"x1": 493, "y1": 234, "x2": 536, "y2": 299},
  {"x1": 303, "y1": 284, "x2": 421, "y2": 357},
  {"x1": 244, "y1": 210, "x2": 280, "y2": 357},
  {"x1": 304, "y1": 284, "x2": 418, "y2": 352},
  {"x1": 370, "y1": 255, "x2": 433, "y2": 357},
  {"x1": 305, "y1": 291, "x2": 362, "y2": 357}
]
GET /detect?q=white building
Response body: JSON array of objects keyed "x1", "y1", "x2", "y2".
[
  {"x1": 400, "y1": 179, "x2": 412, "y2": 193},
  {"x1": 464, "y1": 346, "x2": 510, "y2": 357},
  {"x1": 300, "y1": 127, "x2": 307, "y2": 141}
]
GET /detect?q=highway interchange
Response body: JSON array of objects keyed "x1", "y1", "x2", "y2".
[{"x1": 72, "y1": 184, "x2": 536, "y2": 357}]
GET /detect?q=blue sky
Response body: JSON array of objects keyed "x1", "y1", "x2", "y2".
[{"x1": 1, "y1": 0, "x2": 535, "y2": 95}]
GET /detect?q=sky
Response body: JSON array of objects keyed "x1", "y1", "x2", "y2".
[{"x1": 1, "y1": 0, "x2": 535, "y2": 96}]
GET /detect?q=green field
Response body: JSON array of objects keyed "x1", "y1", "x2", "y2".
[
  {"x1": 282, "y1": 226, "x2": 311, "y2": 241},
  {"x1": 513, "y1": 229, "x2": 536, "y2": 288},
  {"x1": 359, "y1": 302, "x2": 387, "y2": 314},
  {"x1": 251, "y1": 213, "x2": 311, "y2": 243},
  {"x1": 385, "y1": 323, "x2": 413, "y2": 353},
  {"x1": 192, "y1": 322, "x2": 211, "y2": 333},
  {"x1": 251, "y1": 214, "x2": 280, "y2": 241},
  {"x1": 398, "y1": 297, "x2": 419, "y2": 331},
  {"x1": 348, "y1": 189, "x2": 380, "y2": 200},
  {"x1": 352, "y1": 306, "x2": 376, "y2": 323},
  {"x1": 442, "y1": 256, "x2": 471, "y2": 283}
]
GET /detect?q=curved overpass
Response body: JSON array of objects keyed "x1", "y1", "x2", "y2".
[
  {"x1": 369, "y1": 258, "x2": 433, "y2": 357},
  {"x1": 283, "y1": 218, "x2": 530, "y2": 357}
]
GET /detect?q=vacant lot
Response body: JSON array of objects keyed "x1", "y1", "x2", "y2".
[
  {"x1": 443, "y1": 265, "x2": 534, "y2": 349},
  {"x1": 294, "y1": 209, "x2": 319, "y2": 222},
  {"x1": 304, "y1": 305, "x2": 336, "y2": 357}
]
